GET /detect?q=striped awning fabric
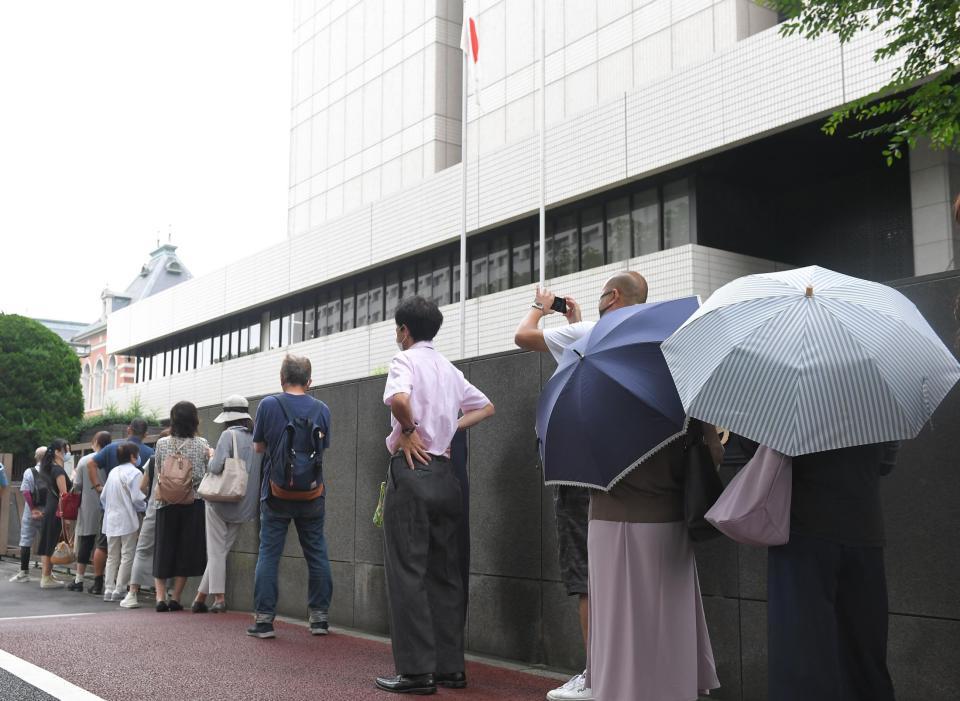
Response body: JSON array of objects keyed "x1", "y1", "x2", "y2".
[{"x1": 661, "y1": 266, "x2": 960, "y2": 456}]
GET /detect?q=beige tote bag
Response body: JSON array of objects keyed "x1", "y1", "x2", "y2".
[{"x1": 198, "y1": 430, "x2": 248, "y2": 503}]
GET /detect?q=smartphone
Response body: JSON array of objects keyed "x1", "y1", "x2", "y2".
[{"x1": 551, "y1": 296, "x2": 568, "y2": 314}]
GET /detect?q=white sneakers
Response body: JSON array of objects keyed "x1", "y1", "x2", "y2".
[
  {"x1": 546, "y1": 671, "x2": 594, "y2": 701},
  {"x1": 39, "y1": 575, "x2": 66, "y2": 589},
  {"x1": 8, "y1": 571, "x2": 31, "y2": 583},
  {"x1": 119, "y1": 592, "x2": 141, "y2": 609}
]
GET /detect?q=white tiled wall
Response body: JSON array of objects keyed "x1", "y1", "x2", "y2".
[
  {"x1": 104, "y1": 245, "x2": 786, "y2": 414},
  {"x1": 910, "y1": 141, "x2": 960, "y2": 276},
  {"x1": 288, "y1": 0, "x2": 464, "y2": 236}
]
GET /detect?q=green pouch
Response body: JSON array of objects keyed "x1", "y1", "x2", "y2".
[{"x1": 373, "y1": 481, "x2": 386, "y2": 528}]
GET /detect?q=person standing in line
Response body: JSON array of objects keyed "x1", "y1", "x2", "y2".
[
  {"x1": 35, "y1": 439, "x2": 73, "y2": 589},
  {"x1": 192, "y1": 395, "x2": 262, "y2": 614},
  {"x1": 514, "y1": 272, "x2": 647, "y2": 701},
  {"x1": 86, "y1": 418, "x2": 155, "y2": 595},
  {"x1": 375, "y1": 296, "x2": 495, "y2": 695},
  {"x1": 152, "y1": 402, "x2": 209, "y2": 611},
  {"x1": 69, "y1": 431, "x2": 113, "y2": 592},
  {"x1": 8, "y1": 446, "x2": 46, "y2": 583},
  {"x1": 100, "y1": 442, "x2": 147, "y2": 602},
  {"x1": 767, "y1": 443, "x2": 899, "y2": 701},
  {"x1": 122, "y1": 429, "x2": 171, "y2": 609},
  {"x1": 247, "y1": 355, "x2": 333, "y2": 639}
]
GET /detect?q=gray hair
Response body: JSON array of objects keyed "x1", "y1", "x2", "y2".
[
  {"x1": 280, "y1": 354, "x2": 312, "y2": 388},
  {"x1": 34, "y1": 446, "x2": 47, "y2": 462}
]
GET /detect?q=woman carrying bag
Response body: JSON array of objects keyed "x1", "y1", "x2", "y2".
[
  {"x1": 191, "y1": 395, "x2": 262, "y2": 613},
  {"x1": 36, "y1": 439, "x2": 74, "y2": 589}
]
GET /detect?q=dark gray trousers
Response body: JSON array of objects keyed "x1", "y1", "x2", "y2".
[{"x1": 383, "y1": 454, "x2": 464, "y2": 676}]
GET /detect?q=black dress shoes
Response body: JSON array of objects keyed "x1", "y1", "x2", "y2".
[
  {"x1": 374, "y1": 674, "x2": 436, "y2": 695},
  {"x1": 435, "y1": 671, "x2": 467, "y2": 689}
]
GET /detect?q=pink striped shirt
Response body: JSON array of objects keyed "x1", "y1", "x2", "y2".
[{"x1": 383, "y1": 341, "x2": 490, "y2": 456}]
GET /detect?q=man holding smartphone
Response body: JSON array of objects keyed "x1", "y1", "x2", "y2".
[{"x1": 515, "y1": 273, "x2": 648, "y2": 701}]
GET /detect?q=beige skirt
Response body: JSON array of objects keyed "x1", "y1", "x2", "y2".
[{"x1": 587, "y1": 519, "x2": 720, "y2": 701}]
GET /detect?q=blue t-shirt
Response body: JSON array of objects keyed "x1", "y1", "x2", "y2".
[
  {"x1": 93, "y1": 438, "x2": 155, "y2": 476},
  {"x1": 0, "y1": 462, "x2": 8, "y2": 488},
  {"x1": 253, "y1": 393, "x2": 331, "y2": 514}
]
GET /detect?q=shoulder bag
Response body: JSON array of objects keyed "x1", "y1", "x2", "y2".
[
  {"x1": 679, "y1": 421, "x2": 725, "y2": 542},
  {"x1": 198, "y1": 430, "x2": 248, "y2": 503}
]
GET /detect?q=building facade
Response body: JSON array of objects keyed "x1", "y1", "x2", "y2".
[
  {"x1": 103, "y1": 0, "x2": 958, "y2": 414},
  {"x1": 76, "y1": 243, "x2": 191, "y2": 414}
]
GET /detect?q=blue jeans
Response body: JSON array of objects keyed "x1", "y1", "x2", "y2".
[{"x1": 253, "y1": 500, "x2": 333, "y2": 620}]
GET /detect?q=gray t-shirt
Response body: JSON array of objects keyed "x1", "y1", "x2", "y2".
[
  {"x1": 73, "y1": 454, "x2": 105, "y2": 536},
  {"x1": 206, "y1": 427, "x2": 262, "y2": 523}
]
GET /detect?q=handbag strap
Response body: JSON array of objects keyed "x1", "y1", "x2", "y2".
[{"x1": 231, "y1": 427, "x2": 240, "y2": 461}]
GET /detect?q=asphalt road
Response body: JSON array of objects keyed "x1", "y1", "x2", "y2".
[{"x1": 0, "y1": 558, "x2": 559, "y2": 701}]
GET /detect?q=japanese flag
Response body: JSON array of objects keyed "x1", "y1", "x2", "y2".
[{"x1": 461, "y1": 1, "x2": 481, "y2": 109}]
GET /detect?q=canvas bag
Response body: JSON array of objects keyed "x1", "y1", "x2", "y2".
[
  {"x1": 198, "y1": 429, "x2": 248, "y2": 503},
  {"x1": 50, "y1": 524, "x2": 75, "y2": 565},
  {"x1": 156, "y1": 441, "x2": 195, "y2": 505},
  {"x1": 705, "y1": 445, "x2": 792, "y2": 546}
]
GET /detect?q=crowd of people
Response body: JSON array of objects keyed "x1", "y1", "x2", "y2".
[{"x1": 6, "y1": 287, "x2": 901, "y2": 701}]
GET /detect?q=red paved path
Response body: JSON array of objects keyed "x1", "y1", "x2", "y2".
[{"x1": 0, "y1": 609, "x2": 557, "y2": 700}]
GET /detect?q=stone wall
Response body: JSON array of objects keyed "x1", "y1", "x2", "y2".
[{"x1": 207, "y1": 271, "x2": 960, "y2": 700}]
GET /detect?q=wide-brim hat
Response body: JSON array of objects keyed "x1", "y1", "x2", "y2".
[{"x1": 214, "y1": 394, "x2": 252, "y2": 423}]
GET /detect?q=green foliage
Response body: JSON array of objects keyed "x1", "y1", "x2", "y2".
[
  {"x1": 0, "y1": 315, "x2": 84, "y2": 455},
  {"x1": 74, "y1": 394, "x2": 161, "y2": 435},
  {"x1": 766, "y1": 0, "x2": 960, "y2": 163}
]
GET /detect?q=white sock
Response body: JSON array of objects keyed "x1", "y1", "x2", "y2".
[{"x1": 75, "y1": 575, "x2": 83, "y2": 583}]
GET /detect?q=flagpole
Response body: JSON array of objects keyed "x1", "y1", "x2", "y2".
[
  {"x1": 538, "y1": 0, "x2": 546, "y2": 287},
  {"x1": 459, "y1": 43, "x2": 468, "y2": 359}
]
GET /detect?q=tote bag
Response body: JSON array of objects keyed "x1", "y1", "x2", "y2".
[
  {"x1": 705, "y1": 445, "x2": 792, "y2": 546},
  {"x1": 198, "y1": 430, "x2": 248, "y2": 503}
]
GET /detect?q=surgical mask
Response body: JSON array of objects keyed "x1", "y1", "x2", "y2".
[{"x1": 62, "y1": 452, "x2": 73, "y2": 469}]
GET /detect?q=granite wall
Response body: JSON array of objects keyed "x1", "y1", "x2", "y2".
[{"x1": 200, "y1": 271, "x2": 960, "y2": 700}]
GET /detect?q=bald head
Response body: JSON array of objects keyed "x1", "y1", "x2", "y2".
[{"x1": 599, "y1": 271, "x2": 648, "y2": 314}]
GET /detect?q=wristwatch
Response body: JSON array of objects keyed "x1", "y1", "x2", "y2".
[
  {"x1": 401, "y1": 425, "x2": 417, "y2": 435},
  {"x1": 531, "y1": 301, "x2": 545, "y2": 310}
]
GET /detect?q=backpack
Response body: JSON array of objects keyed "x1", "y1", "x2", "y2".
[
  {"x1": 266, "y1": 394, "x2": 327, "y2": 501},
  {"x1": 29, "y1": 467, "x2": 45, "y2": 508},
  {"x1": 156, "y1": 442, "x2": 194, "y2": 505}
]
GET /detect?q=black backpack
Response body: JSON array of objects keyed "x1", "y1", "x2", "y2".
[{"x1": 30, "y1": 467, "x2": 47, "y2": 508}]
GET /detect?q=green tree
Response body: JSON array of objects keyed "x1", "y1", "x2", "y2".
[
  {"x1": 766, "y1": 0, "x2": 960, "y2": 163},
  {"x1": 0, "y1": 314, "x2": 83, "y2": 455}
]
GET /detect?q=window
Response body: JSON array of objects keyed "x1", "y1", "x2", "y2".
[
  {"x1": 321, "y1": 292, "x2": 341, "y2": 336},
  {"x1": 663, "y1": 179, "x2": 691, "y2": 248},
  {"x1": 401, "y1": 264, "x2": 416, "y2": 300},
  {"x1": 488, "y1": 235, "x2": 509, "y2": 294},
  {"x1": 356, "y1": 283, "x2": 369, "y2": 327},
  {"x1": 107, "y1": 357, "x2": 116, "y2": 391},
  {"x1": 238, "y1": 326, "x2": 249, "y2": 356},
  {"x1": 606, "y1": 197, "x2": 632, "y2": 262},
  {"x1": 248, "y1": 322, "x2": 261, "y2": 353},
  {"x1": 418, "y1": 261, "x2": 434, "y2": 301},
  {"x1": 385, "y1": 270, "x2": 401, "y2": 318},
  {"x1": 511, "y1": 228, "x2": 533, "y2": 287},
  {"x1": 633, "y1": 188, "x2": 660, "y2": 256},
  {"x1": 198, "y1": 338, "x2": 211, "y2": 368},
  {"x1": 305, "y1": 304, "x2": 317, "y2": 341},
  {"x1": 580, "y1": 207, "x2": 603, "y2": 269},
  {"x1": 269, "y1": 316, "x2": 281, "y2": 349},
  {"x1": 342, "y1": 283, "x2": 355, "y2": 331},
  {"x1": 453, "y1": 259, "x2": 461, "y2": 303},
  {"x1": 432, "y1": 253, "x2": 452, "y2": 306},
  {"x1": 368, "y1": 276, "x2": 384, "y2": 323},
  {"x1": 548, "y1": 214, "x2": 578, "y2": 278},
  {"x1": 470, "y1": 240, "x2": 488, "y2": 298},
  {"x1": 291, "y1": 309, "x2": 305, "y2": 344}
]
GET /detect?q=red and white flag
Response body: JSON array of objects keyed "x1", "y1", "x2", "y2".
[{"x1": 461, "y1": 1, "x2": 481, "y2": 108}]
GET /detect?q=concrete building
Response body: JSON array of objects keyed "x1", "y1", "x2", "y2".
[{"x1": 95, "y1": 3, "x2": 960, "y2": 694}]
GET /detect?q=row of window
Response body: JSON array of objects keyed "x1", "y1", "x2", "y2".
[{"x1": 134, "y1": 177, "x2": 693, "y2": 383}]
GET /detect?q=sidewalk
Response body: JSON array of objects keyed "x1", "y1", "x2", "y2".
[{"x1": 0, "y1": 559, "x2": 564, "y2": 700}]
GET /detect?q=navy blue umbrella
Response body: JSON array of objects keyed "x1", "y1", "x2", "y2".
[{"x1": 537, "y1": 297, "x2": 700, "y2": 491}]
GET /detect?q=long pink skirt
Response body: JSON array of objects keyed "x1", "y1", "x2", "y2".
[{"x1": 587, "y1": 519, "x2": 720, "y2": 701}]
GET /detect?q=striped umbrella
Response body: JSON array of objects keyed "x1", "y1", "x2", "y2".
[{"x1": 661, "y1": 266, "x2": 960, "y2": 456}]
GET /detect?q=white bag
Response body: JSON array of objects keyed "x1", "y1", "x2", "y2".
[{"x1": 198, "y1": 430, "x2": 248, "y2": 503}]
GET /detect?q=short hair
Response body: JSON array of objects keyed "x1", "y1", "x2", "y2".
[
  {"x1": 129, "y1": 418, "x2": 148, "y2": 437},
  {"x1": 117, "y1": 442, "x2": 140, "y2": 465},
  {"x1": 605, "y1": 272, "x2": 648, "y2": 304},
  {"x1": 224, "y1": 417, "x2": 254, "y2": 431},
  {"x1": 395, "y1": 296, "x2": 443, "y2": 341},
  {"x1": 169, "y1": 401, "x2": 199, "y2": 438},
  {"x1": 94, "y1": 431, "x2": 113, "y2": 450},
  {"x1": 34, "y1": 446, "x2": 47, "y2": 463},
  {"x1": 280, "y1": 355, "x2": 312, "y2": 387}
]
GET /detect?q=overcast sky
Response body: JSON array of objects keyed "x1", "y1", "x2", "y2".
[{"x1": 0, "y1": 1, "x2": 293, "y2": 323}]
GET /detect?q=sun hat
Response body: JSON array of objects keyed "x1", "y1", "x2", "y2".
[{"x1": 214, "y1": 395, "x2": 252, "y2": 423}]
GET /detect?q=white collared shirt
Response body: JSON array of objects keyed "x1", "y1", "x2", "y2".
[{"x1": 100, "y1": 462, "x2": 146, "y2": 537}]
